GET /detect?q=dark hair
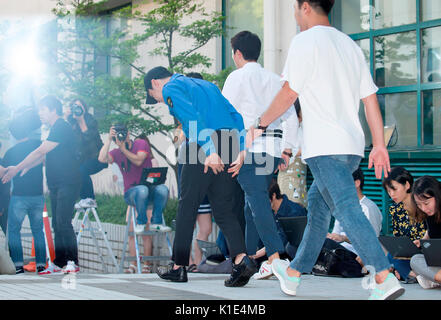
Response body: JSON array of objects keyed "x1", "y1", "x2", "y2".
[
  {"x1": 412, "y1": 176, "x2": 441, "y2": 224},
  {"x1": 382, "y1": 166, "x2": 414, "y2": 194},
  {"x1": 186, "y1": 72, "x2": 204, "y2": 80},
  {"x1": 352, "y1": 167, "x2": 364, "y2": 190},
  {"x1": 38, "y1": 95, "x2": 63, "y2": 116},
  {"x1": 71, "y1": 98, "x2": 88, "y2": 113},
  {"x1": 269, "y1": 179, "x2": 283, "y2": 200},
  {"x1": 297, "y1": 0, "x2": 335, "y2": 15},
  {"x1": 9, "y1": 106, "x2": 41, "y2": 140},
  {"x1": 294, "y1": 99, "x2": 301, "y2": 118},
  {"x1": 231, "y1": 31, "x2": 261, "y2": 62}
]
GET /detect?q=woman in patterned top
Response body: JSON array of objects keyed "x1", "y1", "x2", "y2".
[{"x1": 382, "y1": 167, "x2": 426, "y2": 283}]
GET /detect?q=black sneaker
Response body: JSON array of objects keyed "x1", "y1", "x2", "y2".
[
  {"x1": 15, "y1": 266, "x2": 24, "y2": 274},
  {"x1": 36, "y1": 266, "x2": 46, "y2": 274},
  {"x1": 224, "y1": 256, "x2": 257, "y2": 287},
  {"x1": 157, "y1": 264, "x2": 188, "y2": 282}
]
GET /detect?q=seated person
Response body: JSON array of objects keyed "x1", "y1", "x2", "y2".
[
  {"x1": 98, "y1": 124, "x2": 170, "y2": 233},
  {"x1": 327, "y1": 167, "x2": 383, "y2": 256},
  {"x1": 252, "y1": 180, "x2": 307, "y2": 279},
  {"x1": 382, "y1": 167, "x2": 426, "y2": 283},
  {"x1": 410, "y1": 176, "x2": 441, "y2": 289}
]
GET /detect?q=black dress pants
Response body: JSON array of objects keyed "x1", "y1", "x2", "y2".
[{"x1": 172, "y1": 163, "x2": 246, "y2": 266}]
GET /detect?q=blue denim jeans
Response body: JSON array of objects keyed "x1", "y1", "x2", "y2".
[
  {"x1": 124, "y1": 184, "x2": 169, "y2": 225},
  {"x1": 237, "y1": 153, "x2": 285, "y2": 257},
  {"x1": 387, "y1": 253, "x2": 412, "y2": 280},
  {"x1": 290, "y1": 155, "x2": 391, "y2": 274},
  {"x1": 7, "y1": 196, "x2": 46, "y2": 267}
]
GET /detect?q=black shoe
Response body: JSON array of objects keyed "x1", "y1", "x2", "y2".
[
  {"x1": 15, "y1": 266, "x2": 24, "y2": 274},
  {"x1": 36, "y1": 266, "x2": 46, "y2": 274},
  {"x1": 224, "y1": 256, "x2": 257, "y2": 287},
  {"x1": 157, "y1": 265, "x2": 188, "y2": 282}
]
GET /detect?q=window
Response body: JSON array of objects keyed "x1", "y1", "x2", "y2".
[
  {"x1": 222, "y1": 0, "x2": 264, "y2": 69},
  {"x1": 332, "y1": 0, "x2": 441, "y2": 149}
]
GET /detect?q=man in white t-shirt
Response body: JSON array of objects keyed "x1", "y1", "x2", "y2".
[
  {"x1": 245, "y1": 0, "x2": 403, "y2": 300},
  {"x1": 327, "y1": 167, "x2": 383, "y2": 256},
  {"x1": 223, "y1": 31, "x2": 299, "y2": 278}
]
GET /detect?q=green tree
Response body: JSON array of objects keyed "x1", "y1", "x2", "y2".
[{"x1": 48, "y1": 0, "x2": 229, "y2": 187}]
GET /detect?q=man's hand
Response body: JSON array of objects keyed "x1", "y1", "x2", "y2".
[
  {"x1": 246, "y1": 125, "x2": 264, "y2": 149},
  {"x1": 109, "y1": 126, "x2": 117, "y2": 143},
  {"x1": 228, "y1": 150, "x2": 247, "y2": 178},
  {"x1": 368, "y1": 145, "x2": 391, "y2": 179},
  {"x1": 278, "y1": 149, "x2": 292, "y2": 172},
  {"x1": 413, "y1": 240, "x2": 421, "y2": 248},
  {"x1": 2, "y1": 166, "x2": 19, "y2": 184},
  {"x1": 204, "y1": 153, "x2": 225, "y2": 175},
  {"x1": 327, "y1": 233, "x2": 347, "y2": 243}
]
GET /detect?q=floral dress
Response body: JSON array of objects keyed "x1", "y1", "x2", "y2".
[{"x1": 389, "y1": 202, "x2": 426, "y2": 241}]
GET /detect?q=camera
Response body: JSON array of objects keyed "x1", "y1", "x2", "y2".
[
  {"x1": 113, "y1": 124, "x2": 128, "y2": 142},
  {"x1": 70, "y1": 102, "x2": 84, "y2": 117}
]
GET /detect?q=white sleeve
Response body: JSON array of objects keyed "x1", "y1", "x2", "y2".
[
  {"x1": 361, "y1": 202, "x2": 382, "y2": 236},
  {"x1": 222, "y1": 71, "x2": 242, "y2": 111},
  {"x1": 332, "y1": 219, "x2": 345, "y2": 236},
  {"x1": 358, "y1": 47, "x2": 378, "y2": 99},
  {"x1": 281, "y1": 37, "x2": 313, "y2": 95}
]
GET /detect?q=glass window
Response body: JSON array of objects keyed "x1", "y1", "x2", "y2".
[
  {"x1": 379, "y1": 92, "x2": 418, "y2": 147},
  {"x1": 374, "y1": 31, "x2": 417, "y2": 87},
  {"x1": 423, "y1": 90, "x2": 441, "y2": 145},
  {"x1": 422, "y1": 26, "x2": 441, "y2": 84},
  {"x1": 332, "y1": 0, "x2": 371, "y2": 34},
  {"x1": 223, "y1": 0, "x2": 263, "y2": 68},
  {"x1": 373, "y1": 0, "x2": 416, "y2": 29},
  {"x1": 356, "y1": 38, "x2": 370, "y2": 68},
  {"x1": 422, "y1": 0, "x2": 441, "y2": 22}
]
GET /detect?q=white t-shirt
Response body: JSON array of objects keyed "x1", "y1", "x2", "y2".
[
  {"x1": 332, "y1": 196, "x2": 383, "y2": 255},
  {"x1": 223, "y1": 62, "x2": 298, "y2": 158},
  {"x1": 282, "y1": 26, "x2": 378, "y2": 160}
]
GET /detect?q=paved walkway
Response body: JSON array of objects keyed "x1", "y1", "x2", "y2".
[{"x1": 1, "y1": 272, "x2": 440, "y2": 300}]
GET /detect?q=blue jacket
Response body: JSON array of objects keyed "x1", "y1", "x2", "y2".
[
  {"x1": 274, "y1": 195, "x2": 307, "y2": 246},
  {"x1": 162, "y1": 74, "x2": 245, "y2": 156}
]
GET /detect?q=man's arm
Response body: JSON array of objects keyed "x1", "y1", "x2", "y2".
[
  {"x1": 120, "y1": 145, "x2": 148, "y2": 167},
  {"x1": 98, "y1": 128, "x2": 115, "y2": 164},
  {"x1": 363, "y1": 93, "x2": 391, "y2": 179},
  {"x1": 1, "y1": 141, "x2": 58, "y2": 183}
]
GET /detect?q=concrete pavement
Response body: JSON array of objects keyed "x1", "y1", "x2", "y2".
[{"x1": 0, "y1": 272, "x2": 440, "y2": 300}]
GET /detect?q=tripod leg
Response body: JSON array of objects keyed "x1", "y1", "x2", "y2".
[{"x1": 77, "y1": 209, "x2": 89, "y2": 245}]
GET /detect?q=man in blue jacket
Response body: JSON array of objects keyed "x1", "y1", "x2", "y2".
[{"x1": 144, "y1": 66, "x2": 256, "y2": 287}]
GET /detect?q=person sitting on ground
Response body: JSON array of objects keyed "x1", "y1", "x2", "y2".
[
  {"x1": 253, "y1": 180, "x2": 307, "y2": 280},
  {"x1": 382, "y1": 166, "x2": 426, "y2": 283},
  {"x1": 410, "y1": 176, "x2": 441, "y2": 289},
  {"x1": 66, "y1": 99, "x2": 108, "y2": 209},
  {"x1": 2, "y1": 107, "x2": 47, "y2": 274},
  {"x1": 328, "y1": 167, "x2": 383, "y2": 260}
]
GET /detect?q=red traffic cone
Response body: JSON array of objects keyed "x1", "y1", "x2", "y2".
[
  {"x1": 23, "y1": 239, "x2": 36, "y2": 272},
  {"x1": 42, "y1": 204, "x2": 55, "y2": 262}
]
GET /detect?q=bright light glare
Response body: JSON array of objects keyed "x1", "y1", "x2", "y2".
[{"x1": 7, "y1": 42, "x2": 44, "y2": 78}]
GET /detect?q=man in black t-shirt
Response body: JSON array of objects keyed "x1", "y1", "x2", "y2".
[
  {"x1": 2, "y1": 96, "x2": 81, "y2": 274},
  {"x1": 2, "y1": 108, "x2": 47, "y2": 274}
]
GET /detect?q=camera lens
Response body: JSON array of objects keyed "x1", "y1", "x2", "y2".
[{"x1": 71, "y1": 103, "x2": 84, "y2": 117}]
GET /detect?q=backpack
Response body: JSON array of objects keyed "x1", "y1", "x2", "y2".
[{"x1": 312, "y1": 239, "x2": 364, "y2": 278}]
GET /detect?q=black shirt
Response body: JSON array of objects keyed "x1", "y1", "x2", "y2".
[
  {"x1": 427, "y1": 215, "x2": 441, "y2": 239},
  {"x1": 46, "y1": 118, "x2": 81, "y2": 188},
  {"x1": 68, "y1": 113, "x2": 104, "y2": 162},
  {"x1": 2, "y1": 139, "x2": 43, "y2": 196}
]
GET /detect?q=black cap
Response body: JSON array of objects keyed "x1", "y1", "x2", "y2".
[{"x1": 144, "y1": 66, "x2": 173, "y2": 104}]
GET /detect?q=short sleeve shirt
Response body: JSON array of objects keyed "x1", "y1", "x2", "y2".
[
  {"x1": 282, "y1": 26, "x2": 378, "y2": 160},
  {"x1": 109, "y1": 139, "x2": 152, "y2": 193}
]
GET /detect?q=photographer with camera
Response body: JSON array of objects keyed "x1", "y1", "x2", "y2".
[
  {"x1": 98, "y1": 124, "x2": 170, "y2": 235},
  {"x1": 66, "y1": 99, "x2": 107, "y2": 208}
]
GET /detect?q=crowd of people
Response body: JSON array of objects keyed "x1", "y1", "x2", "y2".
[{"x1": 0, "y1": 0, "x2": 439, "y2": 300}]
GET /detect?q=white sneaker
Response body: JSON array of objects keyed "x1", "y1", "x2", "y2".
[
  {"x1": 74, "y1": 202, "x2": 83, "y2": 210},
  {"x1": 62, "y1": 261, "x2": 80, "y2": 274},
  {"x1": 149, "y1": 224, "x2": 172, "y2": 232},
  {"x1": 416, "y1": 275, "x2": 441, "y2": 289},
  {"x1": 79, "y1": 198, "x2": 97, "y2": 208},
  {"x1": 134, "y1": 224, "x2": 146, "y2": 234},
  {"x1": 38, "y1": 264, "x2": 62, "y2": 275},
  {"x1": 272, "y1": 259, "x2": 301, "y2": 296},
  {"x1": 369, "y1": 273, "x2": 405, "y2": 300},
  {"x1": 253, "y1": 260, "x2": 288, "y2": 280}
]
